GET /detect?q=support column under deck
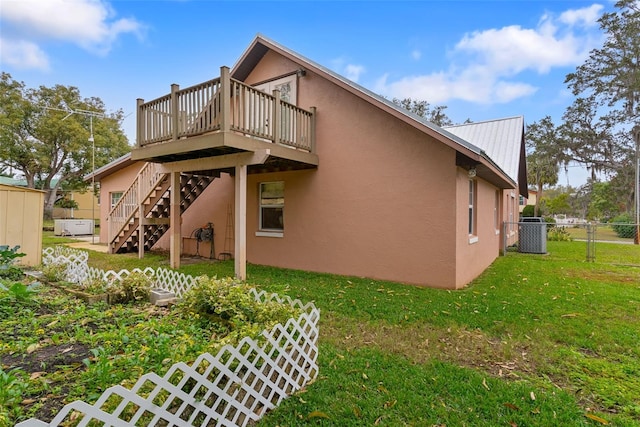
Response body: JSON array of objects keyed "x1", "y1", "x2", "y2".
[
  {"x1": 235, "y1": 164, "x2": 247, "y2": 280},
  {"x1": 170, "y1": 171, "x2": 181, "y2": 269}
]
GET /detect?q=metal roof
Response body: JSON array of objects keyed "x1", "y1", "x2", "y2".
[{"x1": 444, "y1": 116, "x2": 525, "y2": 184}]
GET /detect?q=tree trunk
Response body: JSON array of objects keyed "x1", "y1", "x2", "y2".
[{"x1": 44, "y1": 188, "x2": 58, "y2": 220}]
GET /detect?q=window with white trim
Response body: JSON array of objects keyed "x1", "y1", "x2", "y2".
[
  {"x1": 110, "y1": 191, "x2": 123, "y2": 210},
  {"x1": 468, "y1": 179, "x2": 477, "y2": 236},
  {"x1": 509, "y1": 193, "x2": 515, "y2": 233},
  {"x1": 494, "y1": 190, "x2": 500, "y2": 231},
  {"x1": 259, "y1": 182, "x2": 284, "y2": 231}
]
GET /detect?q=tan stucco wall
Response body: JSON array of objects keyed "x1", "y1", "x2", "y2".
[
  {"x1": 0, "y1": 184, "x2": 44, "y2": 266},
  {"x1": 239, "y1": 51, "x2": 462, "y2": 287},
  {"x1": 453, "y1": 172, "x2": 503, "y2": 288},
  {"x1": 99, "y1": 162, "x2": 145, "y2": 243},
  {"x1": 154, "y1": 174, "x2": 235, "y2": 259}
]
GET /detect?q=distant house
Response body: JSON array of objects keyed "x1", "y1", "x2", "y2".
[
  {"x1": 88, "y1": 35, "x2": 528, "y2": 289},
  {"x1": 519, "y1": 189, "x2": 538, "y2": 213},
  {"x1": 0, "y1": 176, "x2": 99, "y2": 220}
]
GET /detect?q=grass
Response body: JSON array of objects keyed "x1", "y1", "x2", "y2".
[
  {"x1": 8, "y1": 239, "x2": 640, "y2": 426},
  {"x1": 564, "y1": 224, "x2": 635, "y2": 243}
]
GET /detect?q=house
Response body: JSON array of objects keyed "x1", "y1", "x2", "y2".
[
  {"x1": 519, "y1": 189, "x2": 538, "y2": 213},
  {"x1": 88, "y1": 34, "x2": 528, "y2": 289},
  {"x1": 0, "y1": 176, "x2": 99, "y2": 221}
]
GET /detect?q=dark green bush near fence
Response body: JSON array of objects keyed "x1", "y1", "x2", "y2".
[{"x1": 610, "y1": 213, "x2": 637, "y2": 238}]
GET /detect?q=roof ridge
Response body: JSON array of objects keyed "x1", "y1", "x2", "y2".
[{"x1": 443, "y1": 115, "x2": 523, "y2": 129}]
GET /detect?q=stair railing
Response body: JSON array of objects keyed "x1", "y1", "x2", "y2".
[{"x1": 108, "y1": 162, "x2": 167, "y2": 248}]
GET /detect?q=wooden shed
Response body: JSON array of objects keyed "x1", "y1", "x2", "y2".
[{"x1": 0, "y1": 184, "x2": 44, "y2": 267}]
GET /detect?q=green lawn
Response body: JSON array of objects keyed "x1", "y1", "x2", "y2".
[{"x1": 6, "y1": 240, "x2": 640, "y2": 426}]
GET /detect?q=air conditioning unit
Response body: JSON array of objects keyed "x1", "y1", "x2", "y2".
[{"x1": 54, "y1": 219, "x2": 94, "y2": 236}]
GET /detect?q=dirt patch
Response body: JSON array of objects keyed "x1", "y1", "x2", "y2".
[
  {"x1": 1, "y1": 343, "x2": 91, "y2": 373},
  {"x1": 321, "y1": 313, "x2": 536, "y2": 380},
  {"x1": 565, "y1": 268, "x2": 640, "y2": 285}
]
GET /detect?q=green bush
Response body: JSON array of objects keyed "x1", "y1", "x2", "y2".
[
  {"x1": 521, "y1": 205, "x2": 535, "y2": 217},
  {"x1": 610, "y1": 213, "x2": 636, "y2": 239},
  {"x1": 178, "y1": 276, "x2": 300, "y2": 338},
  {"x1": 106, "y1": 271, "x2": 152, "y2": 304},
  {"x1": 41, "y1": 262, "x2": 67, "y2": 282},
  {"x1": 547, "y1": 227, "x2": 573, "y2": 241},
  {"x1": 80, "y1": 277, "x2": 108, "y2": 295},
  {"x1": 0, "y1": 245, "x2": 25, "y2": 282}
]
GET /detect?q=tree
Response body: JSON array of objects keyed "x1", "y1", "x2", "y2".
[
  {"x1": 545, "y1": 192, "x2": 572, "y2": 216},
  {"x1": 391, "y1": 98, "x2": 454, "y2": 127},
  {"x1": 564, "y1": 0, "x2": 640, "y2": 224},
  {"x1": 565, "y1": 0, "x2": 640, "y2": 126},
  {"x1": 588, "y1": 181, "x2": 622, "y2": 220},
  {"x1": 526, "y1": 116, "x2": 563, "y2": 216},
  {"x1": 0, "y1": 73, "x2": 131, "y2": 217},
  {"x1": 560, "y1": 96, "x2": 631, "y2": 178}
]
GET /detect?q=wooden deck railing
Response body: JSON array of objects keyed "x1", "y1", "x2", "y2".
[
  {"x1": 108, "y1": 162, "x2": 167, "y2": 248},
  {"x1": 137, "y1": 67, "x2": 315, "y2": 152}
]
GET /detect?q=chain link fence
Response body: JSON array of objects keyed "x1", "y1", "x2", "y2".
[{"x1": 503, "y1": 220, "x2": 640, "y2": 266}]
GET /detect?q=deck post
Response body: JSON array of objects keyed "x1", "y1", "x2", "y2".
[
  {"x1": 138, "y1": 175, "x2": 144, "y2": 259},
  {"x1": 234, "y1": 164, "x2": 247, "y2": 280},
  {"x1": 171, "y1": 84, "x2": 179, "y2": 141},
  {"x1": 107, "y1": 217, "x2": 113, "y2": 254},
  {"x1": 310, "y1": 106, "x2": 317, "y2": 153},
  {"x1": 273, "y1": 89, "x2": 281, "y2": 144},
  {"x1": 220, "y1": 66, "x2": 231, "y2": 133},
  {"x1": 170, "y1": 171, "x2": 181, "y2": 269},
  {"x1": 136, "y1": 98, "x2": 144, "y2": 148}
]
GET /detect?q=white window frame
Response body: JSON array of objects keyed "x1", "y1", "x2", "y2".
[
  {"x1": 258, "y1": 181, "x2": 284, "y2": 237},
  {"x1": 468, "y1": 179, "x2": 477, "y2": 239},
  {"x1": 110, "y1": 191, "x2": 123, "y2": 210},
  {"x1": 494, "y1": 190, "x2": 500, "y2": 234}
]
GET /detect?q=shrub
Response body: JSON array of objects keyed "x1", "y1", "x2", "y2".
[
  {"x1": 41, "y1": 262, "x2": 67, "y2": 282},
  {"x1": 548, "y1": 227, "x2": 573, "y2": 242},
  {"x1": 80, "y1": 277, "x2": 108, "y2": 295},
  {"x1": 610, "y1": 213, "x2": 636, "y2": 239},
  {"x1": 0, "y1": 245, "x2": 25, "y2": 281},
  {"x1": 107, "y1": 271, "x2": 153, "y2": 304},
  {"x1": 178, "y1": 276, "x2": 300, "y2": 338},
  {"x1": 521, "y1": 205, "x2": 535, "y2": 217}
]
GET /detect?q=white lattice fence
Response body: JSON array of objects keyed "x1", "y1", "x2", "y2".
[{"x1": 22, "y1": 247, "x2": 320, "y2": 427}]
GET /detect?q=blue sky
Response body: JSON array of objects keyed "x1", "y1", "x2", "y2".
[{"x1": 0, "y1": 0, "x2": 614, "y2": 186}]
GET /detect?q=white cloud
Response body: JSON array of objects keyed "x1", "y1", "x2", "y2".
[
  {"x1": 411, "y1": 50, "x2": 422, "y2": 60},
  {"x1": 345, "y1": 64, "x2": 365, "y2": 82},
  {"x1": 0, "y1": 37, "x2": 50, "y2": 71},
  {"x1": 559, "y1": 4, "x2": 604, "y2": 27},
  {"x1": 376, "y1": 4, "x2": 604, "y2": 105},
  {"x1": 0, "y1": 0, "x2": 145, "y2": 69},
  {"x1": 331, "y1": 56, "x2": 366, "y2": 83}
]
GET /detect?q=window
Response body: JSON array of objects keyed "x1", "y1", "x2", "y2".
[
  {"x1": 519, "y1": 195, "x2": 525, "y2": 206},
  {"x1": 259, "y1": 182, "x2": 284, "y2": 231},
  {"x1": 468, "y1": 179, "x2": 476, "y2": 236},
  {"x1": 255, "y1": 75, "x2": 297, "y2": 142},
  {"x1": 494, "y1": 190, "x2": 500, "y2": 231},
  {"x1": 110, "y1": 191, "x2": 123, "y2": 210},
  {"x1": 508, "y1": 193, "x2": 515, "y2": 233}
]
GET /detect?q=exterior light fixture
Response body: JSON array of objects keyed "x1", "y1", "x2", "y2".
[{"x1": 468, "y1": 167, "x2": 477, "y2": 178}]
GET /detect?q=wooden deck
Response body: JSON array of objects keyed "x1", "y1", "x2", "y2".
[{"x1": 131, "y1": 66, "x2": 318, "y2": 171}]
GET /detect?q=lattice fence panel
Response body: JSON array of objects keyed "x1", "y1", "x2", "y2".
[
  {"x1": 154, "y1": 267, "x2": 197, "y2": 297},
  {"x1": 22, "y1": 247, "x2": 320, "y2": 427}
]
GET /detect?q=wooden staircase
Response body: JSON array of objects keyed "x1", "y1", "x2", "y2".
[{"x1": 108, "y1": 163, "x2": 216, "y2": 254}]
